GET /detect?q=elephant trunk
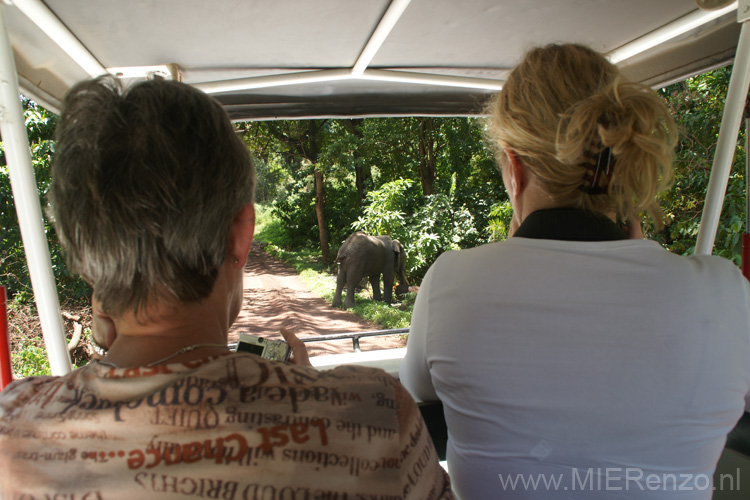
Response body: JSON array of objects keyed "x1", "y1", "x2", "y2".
[{"x1": 399, "y1": 271, "x2": 409, "y2": 287}]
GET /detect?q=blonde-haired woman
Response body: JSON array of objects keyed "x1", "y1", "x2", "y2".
[{"x1": 400, "y1": 44, "x2": 750, "y2": 499}]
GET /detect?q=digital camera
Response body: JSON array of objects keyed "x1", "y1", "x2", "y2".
[{"x1": 235, "y1": 333, "x2": 291, "y2": 362}]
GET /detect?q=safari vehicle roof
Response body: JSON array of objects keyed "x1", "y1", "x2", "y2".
[
  {"x1": 2, "y1": 0, "x2": 750, "y2": 377},
  {"x1": 5, "y1": 0, "x2": 743, "y2": 120}
]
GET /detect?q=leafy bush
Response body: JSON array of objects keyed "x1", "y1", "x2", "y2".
[
  {"x1": 1, "y1": 97, "x2": 89, "y2": 305},
  {"x1": 2, "y1": 98, "x2": 96, "y2": 379},
  {"x1": 254, "y1": 205, "x2": 299, "y2": 249},
  {"x1": 323, "y1": 176, "x2": 364, "y2": 255},
  {"x1": 260, "y1": 161, "x2": 320, "y2": 250},
  {"x1": 5, "y1": 300, "x2": 51, "y2": 377},
  {"x1": 6, "y1": 299, "x2": 94, "y2": 378},
  {"x1": 487, "y1": 200, "x2": 514, "y2": 241},
  {"x1": 352, "y1": 176, "x2": 481, "y2": 277},
  {"x1": 352, "y1": 179, "x2": 414, "y2": 237},
  {"x1": 12, "y1": 343, "x2": 51, "y2": 378},
  {"x1": 650, "y1": 67, "x2": 746, "y2": 263},
  {"x1": 406, "y1": 191, "x2": 476, "y2": 275},
  {"x1": 253, "y1": 157, "x2": 290, "y2": 205}
]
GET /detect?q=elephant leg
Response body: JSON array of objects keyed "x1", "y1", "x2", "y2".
[
  {"x1": 382, "y1": 265, "x2": 396, "y2": 304},
  {"x1": 345, "y1": 273, "x2": 360, "y2": 309},
  {"x1": 369, "y1": 274, "x2": 382, "y2": 302},
  {"x1": 332, "y1": 266, "x2": 346, "y2": 307},
  {"x1": 383, "y1": 275, "x2": 394, "y2": 304}
]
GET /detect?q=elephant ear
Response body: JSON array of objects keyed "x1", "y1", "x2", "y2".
[{"x1": 392, "y1": 239, "x2": 402, "y2": 254}]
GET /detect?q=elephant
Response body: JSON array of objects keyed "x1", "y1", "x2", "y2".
[{"x1": 332, "y1": 231, "x2": 409, "y2": 309}]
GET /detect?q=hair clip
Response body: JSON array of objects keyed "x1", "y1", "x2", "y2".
[{"x1": 579, "y1": 147, "x2": 613, "y2": 195}]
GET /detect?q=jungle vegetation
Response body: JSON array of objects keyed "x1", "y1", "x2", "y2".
[{"x1": 0, "y1": 66, "x2": 747, "y2": 352}]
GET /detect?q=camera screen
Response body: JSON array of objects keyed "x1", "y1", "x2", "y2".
[{"x1": 236, "y1": 341, "x2": 264, "y2": 356}]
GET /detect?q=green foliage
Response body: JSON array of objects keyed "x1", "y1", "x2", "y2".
[
  {"x1": 8, "y1": 297, "x2": 52, "y2": 377},
  {"x1": 406, "y1": 184, "x2": 478, "y2": 275},
  {"x1": 436, "y1": 118, "x2": 505, "y2": 235},
  {"x1": 248, "y1": 116, "x2": 507, "y2": 273},
  {"x1": 253, "y1": 204, "x2": 274, "y2": 234},
  {"x1": 351, "y1": 175, "x2": 481, "y2": 276},
  {"x1": 268, "y1": 163, "x2": 320, "y2": 249},
  {"x1": 356, "y1": 119, "x2": 422, "y2": 186},
  {"x1": 253, "y1": 157, "x2": 291, "y2": 205},
  {"x1": 321, "y1": 175, "x2": 363, "y2": 253},
  {"x1": 254, "y1": 204, "x2": 300, "y2": 249},
  {"x1": 352, "y1": 300, "x2": 411, "y2": 330},
  {"x1": 263, "y1": 246, "x2": 328, "y2": 274},
  {"x1": 12, "y1": 342, "x2": 51, "y2": 377},
  {"x1": 651, "y1": 66, "x2": 746, "y2": 264},
  {"x1": 299, "y1": 268, "x2": 338, "y2": 300},
  {"x1": 1, "y1": 97, "x2": 89, "y2": 305},
  {"x1": 352, "y1": 179, "x2": 414, "y2": 237},
  {"x1": 486, "y1": 200, "x2": 514, "y2": 242},
  {"x1": 8, "y1": 298, "x2": 89, "y2": 377},
  {"x1": 245, "y1": 72, "x2": 746, "y2": 273},
  {"x1": 7, "y1": 70, "x2": 744, "y2": 378}
]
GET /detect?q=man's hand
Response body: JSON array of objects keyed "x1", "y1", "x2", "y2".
[{"x1": 280, "y1": 328, "x2": 312, "y2": 367}]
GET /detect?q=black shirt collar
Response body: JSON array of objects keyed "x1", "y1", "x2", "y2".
[{"x1": 513, "y1": 208, "x2": 629, "y2": 242}]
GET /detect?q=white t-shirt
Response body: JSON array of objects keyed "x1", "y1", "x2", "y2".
[{"x1": 400, "y1": 236, "x2": 750, "y2": 499}]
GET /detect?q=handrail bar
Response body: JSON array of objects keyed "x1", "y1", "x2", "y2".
[
  {"x1": 228, "y1": 328, "x2": 409, "y2": 353},
  {"x1": 301, "y1": 328, "x2": 409, "y2": 352},
  {"x1": 300, "y1": 328, "x2": 409, "y2": 342}
]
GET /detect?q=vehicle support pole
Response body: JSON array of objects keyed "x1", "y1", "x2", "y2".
[
  {"x1": 0, "y1": 4, "x2": 71, "y2": 375},
  {"x1": 695, "y1": 17, "x2": 750, "y2": 255},
  {"x1": 744, "y1": 105, "x2": 750, "y2": 280},
  {"x1": 1, "y1": 286, "x2": 12, "y2": 389}
]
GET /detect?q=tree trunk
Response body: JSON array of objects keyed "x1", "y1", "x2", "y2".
[
  {"x1": 417, "y1": 118, "x2": 437, "y2": 196},
  {"x1": 355, "y1": 166, "x2": 366, "y2": 206},
  {"x1": 262, "y1": 120, "x2": 330, "y2": 262},
  {"x1": 344, "y1": 119, "x2": 369, "y2": 206},
  {"x1": 314, "y1": 166, "x2": 330, "y2": 262},
  {"x1": 306, "y1": 122, "x2": 330, "y2": 263}
]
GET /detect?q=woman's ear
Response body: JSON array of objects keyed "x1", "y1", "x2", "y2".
[
  {"x1": 504, "y1": 149, "x2": 527, "y2": 199},
  {"x1": 227, "y1": 203, "x2": 255, "y2": 268}
]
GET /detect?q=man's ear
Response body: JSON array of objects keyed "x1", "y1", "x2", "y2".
[
  {"x1": 227, "y1": 203, "x2": 255, "y2": 268},
  {"x1": 505, "y1": 149, "x2": 527, "y2": 199},
  {"x1": 91, "y1": 296, "x2": 117, "y2": 350}
]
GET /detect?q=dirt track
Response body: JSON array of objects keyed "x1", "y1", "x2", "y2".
[{"x1": 227, "y1": 242, "x2": 407, "y2": 357}]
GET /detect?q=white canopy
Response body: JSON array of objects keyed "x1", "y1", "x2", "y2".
[{"x1": 4, "y1": 0, "x2": 743, "y2": 119}]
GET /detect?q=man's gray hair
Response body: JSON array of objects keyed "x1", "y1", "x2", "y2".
[{"x1": 49, "y1": 77, "x2": 255, "y2": 317}]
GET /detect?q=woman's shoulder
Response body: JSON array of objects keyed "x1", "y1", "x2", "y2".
[
  {"x1": 681, "y1": 252, "x2": 749, "y2": 287},
  {"x1": 432, "y1": 240, "x2": 507, "y2": 265}
]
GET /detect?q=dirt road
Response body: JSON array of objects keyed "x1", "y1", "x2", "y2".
[{"x1": 228, "y1": 243, "x2": 407, "y2": 357}]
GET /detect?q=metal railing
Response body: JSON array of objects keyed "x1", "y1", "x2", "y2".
[
  {"x1": 301, "y1": 328, "x2": 409, "y2": 352},
  {"x1": 228, "y1": 328, "x2": 409, "y2": 353}
]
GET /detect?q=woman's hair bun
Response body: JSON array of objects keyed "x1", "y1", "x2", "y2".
[{"x1": 485, "y1": 44, "x2": 677, "y2": 227}]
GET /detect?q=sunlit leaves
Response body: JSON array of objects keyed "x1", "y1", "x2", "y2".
[
  {"x1": 351, "y1": 176, "x2": 478, "y2": 276},
  {"x1": 651, "y1": 66, "x2": 746, "y2": 264},
  {"x1": 1, "y1": 98, "x2": 89, "y2": 304}
]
